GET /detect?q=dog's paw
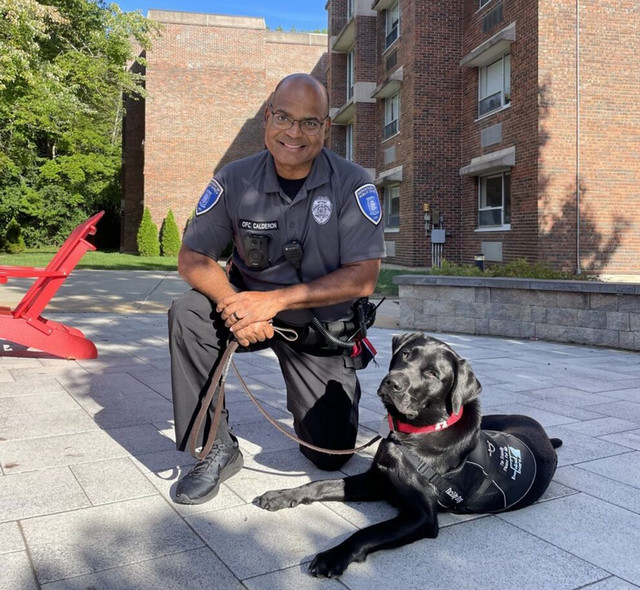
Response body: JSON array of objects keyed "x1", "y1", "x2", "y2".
[
  {"x1": 308, "y1": 547, "x2": 353, "y2": 578},
  {"x1": 253, "y1": 490, "x2": 299, "y2": 511}
]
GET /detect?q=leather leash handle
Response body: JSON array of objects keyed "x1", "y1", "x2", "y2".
[{"x1": 188, "y1": 340, "x2": 239, "y2": 460}]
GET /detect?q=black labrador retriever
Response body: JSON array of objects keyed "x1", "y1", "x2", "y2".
[{"x1": 254, "y1": 332, "x2": 562, "y2": 577}]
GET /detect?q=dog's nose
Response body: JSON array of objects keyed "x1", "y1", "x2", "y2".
[{"x1": 382, "y1": 372, "x2": 408, "y2": 393}]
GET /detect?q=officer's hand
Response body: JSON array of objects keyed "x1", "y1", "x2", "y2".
[
  {"x1": 218, "y1": 291, "x2": 280, "y2": 332},
  {"x1": 232, "y1": 320, "x2": 275, "y2": 348}
]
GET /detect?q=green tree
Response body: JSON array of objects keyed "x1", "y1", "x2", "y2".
[
  {"x1": 4, "y1": 217, "x2": 26, "y2": 253},
  {"x1": 0, "y1": 0, "x2": 157, "y2": 245},
  {"x1": 160, "y1": 209, "x2": 181, "y2": 257},
  {"x1": 137, "y1": 207, "x2": 159, "y2": 257}
]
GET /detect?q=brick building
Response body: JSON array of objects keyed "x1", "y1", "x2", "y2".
[
  {"x1": 121, "y1": 10, "x2": 327, "y2": 252},
  {"x1": 326, "y1": 0, "x2": 640, "y2": 275}
]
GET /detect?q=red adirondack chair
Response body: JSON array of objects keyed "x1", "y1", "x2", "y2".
[{"x1": 0, "y1": 211, "x2": 104, "y2": 359}]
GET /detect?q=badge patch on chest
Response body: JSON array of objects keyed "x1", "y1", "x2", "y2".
[
  {"x1": 196, "y1": 178, "x2": 224, "y2": 216},
  {"x1": 355, "y1": 184, "x2": 382, "y2": 225},
  {"x1": 312, "y1": 196, "x2": 333, "y2": 225}
]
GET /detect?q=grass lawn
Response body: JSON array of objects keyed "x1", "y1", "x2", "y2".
[
  {"x1": 0, "y1": 249, "x2": 178, "y2": 271},
  {"x1": 375, "y1": 268, "x2": 430, "y2": 296},
  {"x1": 0, "y1": 249, "x2": 421, "y2": 296}
]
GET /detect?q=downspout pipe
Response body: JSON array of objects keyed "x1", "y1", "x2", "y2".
[{"x1": 575, "y1": 0, "x2": 582, "y2": 274}]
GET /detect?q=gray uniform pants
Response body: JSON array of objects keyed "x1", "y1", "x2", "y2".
[{"x1": 168, "y1": 289, "x2": 361, "y2": 470}]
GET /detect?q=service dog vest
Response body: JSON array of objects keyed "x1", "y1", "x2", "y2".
[{"x1": 394, "y1": 430, "x2": 537, "y2": 513}]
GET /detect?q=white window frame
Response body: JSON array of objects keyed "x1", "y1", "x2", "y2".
[
  {"x1": 347, "y1": 0, "x2": 355, "y2": 20},
  {"x1": 345, "y1": 123, "x2": 354, "y2": 161},
  {"x1": 383, "y1": 184, "x2": 400, "y2": 230},
  {"x1": 479, "y1": 0, "x2": 493, "y2": 7},
  {"x1": 383, "y1": 92, "x2": 399, "y2": 140},
  {"x1": 478, "y1": 52, "x2": 511, "y2": 118},
  {"x1": 346, "y1": 49, "x2": 355, "y2": 101},
  {"x1": 478, "y1": 171, "x2": 511, "y2": 228},
  {"x1": 385, "y1": 1, "x2": 400, "y2": 49}
]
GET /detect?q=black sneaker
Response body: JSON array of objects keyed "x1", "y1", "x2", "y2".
[{"x1": 175, "y1": 440, "x2": 244, "y2": 505}]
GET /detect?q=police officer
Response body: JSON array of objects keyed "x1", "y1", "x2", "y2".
[{"x1": 169, "y1": 73, "x2": 385, "y2": 505}]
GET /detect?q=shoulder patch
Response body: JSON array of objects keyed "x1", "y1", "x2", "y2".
[
  {"x1": 354, "y1": 183, "x2": 382, "y2": 225},
  {"x1": 196, "y1": 178, "x2": 224, "y2": 216}
]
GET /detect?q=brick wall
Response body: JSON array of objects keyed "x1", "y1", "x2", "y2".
[
  {"x1": 461, "y1": 0, "x2": 639, "y2": 274},
  {"x1": 537, "y1": 0, "x2": 640, "y2": 275},
  {"x1": 325, "y1": 1, "x2": 377, "y2": 175},
  {"x1": 354, "y1": 102, "x2": 377, "y2": 169},
  {"x1": 121, "y1": 12, "x2": 327, "y2": 252},
  {"x1": 567, "y1": 0, "x2": 639, "y2": 275},
  {"x1": 328, "y1": 51, "x2": 347, "y2": 113},
  {"x1": 412, "y1": 0, "x2": 464, "y2": 267},
  {"x1": 460, "y1": 0, "x2": 541, "y2": 267},
  {"x1": 127, "y1": 4, "x2": 640, "y2": 275},
  {"x1": 372, "y1": 0, "x2": 464, "y2": 267},
  {"x1": 353, "y1": 14, "x2": 377, "y2": 170},
  {"x1": 374, "y1": 0, "x2": 417, "y2": 265},
  {"x1": 324, "y1": 0, "x2": 640, "y2": 275},
  {"x1": 537, "y1": 0, "x2": 579, "y2": 271}
]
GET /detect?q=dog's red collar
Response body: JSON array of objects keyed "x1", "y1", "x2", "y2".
[{"x1": 388, "y1": 407, "x2": 463, "y2": 434}]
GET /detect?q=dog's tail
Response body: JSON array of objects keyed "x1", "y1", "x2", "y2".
[{"x1": 550, "y1": 438, "x2": 563, "y2": 449}]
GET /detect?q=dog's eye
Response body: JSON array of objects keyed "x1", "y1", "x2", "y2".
[
  {"x1": 402, "y1": 350, "x2": 412, "y2": 360},
  {"x1": 423, "y1": 369, "x2": 438, "y2": 378}
]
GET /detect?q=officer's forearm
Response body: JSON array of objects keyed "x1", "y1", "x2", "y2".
[
  {"x1": 177, "y1": 244, "x2": 237, "y2": 303},
  {"x1": 276, "y1": 259, "x2": 381, "y2": 311}
]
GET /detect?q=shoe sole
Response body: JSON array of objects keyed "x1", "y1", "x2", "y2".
[{"x1": 175, "y1": 452, "x2": 244, "y2": 505}]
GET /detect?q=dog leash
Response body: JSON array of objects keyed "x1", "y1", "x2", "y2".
[
  {"x1": 231, "y1": 355, "x2": 381, "y2": 455},
  {"x1": 187, "y1": 327, "x2": 381, "y2": 460},
  {"x1": 188, "y1": 339, "x2": 238, "y2": 460}
]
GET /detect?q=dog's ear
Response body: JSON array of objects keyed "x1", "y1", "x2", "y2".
[
  {"x1": 391, "y1": 332, "x2": 423, "y2": 357},
  {"x1": 450, "y1": 358, "x2": 482, "y2": 415}
]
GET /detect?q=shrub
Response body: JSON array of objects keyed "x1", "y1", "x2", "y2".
[
  {"x1": 183, "y1": 209, "x2": 194, "y2": 234},
  {"x1": 484, "y1": 258, "x2": 587, "y2": 280},
  {"x1": 160, "y1": 209, "x2": 181, "y2": 257},
  {"x1": 432, "y1": 258, "x2": 590, "y2": 280},
  {"x1": 4, "y1": 218, "x2": 26, "y2": 254},
  {"x1": 136, "y1": 207, "x2": 160, "y2": 257},
  {"x1": 437, "y1": 259, "x2": 484, "y2": 277}
]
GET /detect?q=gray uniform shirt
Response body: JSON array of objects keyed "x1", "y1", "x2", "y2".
[{"x1": 183, "y1": 147, "x2": 386, "y2": 325}]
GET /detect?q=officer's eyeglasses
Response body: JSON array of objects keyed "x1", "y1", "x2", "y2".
[{"x1": 267, "y1": 104, "x2": 328, "y2": 136}]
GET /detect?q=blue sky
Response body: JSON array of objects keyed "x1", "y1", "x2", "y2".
[{"x1": 114, "y1": 0, "x2": 329, "y2": 31}]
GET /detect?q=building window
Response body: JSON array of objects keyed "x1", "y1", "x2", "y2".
[
  {"x1": 479, "y1": 171, "x2": 511, "y2": 227},
  {"x1": 479, "y1": 0, "x2": 492, "y2": 7},
  {"x1": 385, "y1": 1, "x2": 400, "y2": 49},
  {"x1": 346, "y1": 49, "x2": 355, "y2": 101},
  {"x1": 347, "y1": 0, "x2": 355, "y2": 20},
  {"x1": 478, "y1": 53, "x2": 511, "y2": 117},
  {"x1": 383, "y1": 184, "x2": 400, "y2": 229},
  {"x1": 383, "y1": 92, "x2": 399, "y2": 139},
  {"x1": 345, "y1": 123, "x2": 354, "y2": 161}
]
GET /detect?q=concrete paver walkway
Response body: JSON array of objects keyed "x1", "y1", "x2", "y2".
[{"x1": 1, "y1": 271, "x2": 639, "y2": 589}]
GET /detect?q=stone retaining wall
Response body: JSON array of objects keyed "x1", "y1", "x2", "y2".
[{"x1": 394, "y1": 276, "x2": 640, "y2": 351}]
